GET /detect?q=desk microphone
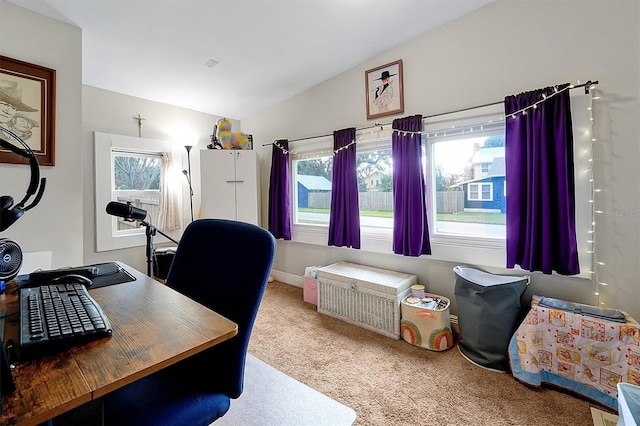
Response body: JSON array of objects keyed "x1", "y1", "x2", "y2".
[{"x1": 106, "y1": 201, "x2": 147, "y2": 221}]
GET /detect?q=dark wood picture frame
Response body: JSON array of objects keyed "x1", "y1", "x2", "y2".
[
  {"x1": 365, "y1": 59, "x2": 404, "y2": 120},
  {"x1": 0, "y1": 56, "x2": 56, "y2": 166}
]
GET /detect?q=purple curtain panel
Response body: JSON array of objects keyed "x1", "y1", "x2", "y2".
[
  {"x1": 392, "y1": 114, "x2": 431, "y2": 256},
  {"x1": 504, "y1": 84, "x2": 579, "y2": 275},
  {"x1": 328, "y1": 127, "x2": 360, "y2": 249},
  {"x1": 268, "y1": 139, "x2": 292, "y2": 240}
]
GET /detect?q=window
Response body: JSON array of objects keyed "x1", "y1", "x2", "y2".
[
  {"x1": 290, "y1": 134, "x2": 391, "y2": 251},
  {"x1": 111, "y1": 151, "x2": 161, "y2": 233},
  {"x1": 356, "y1": 146, "x2": 393, "y2": 230},
  {"x1": 468, "y1": 183, "x2": 493, "y2": 201},
  {"x1": 429, "y1": 130, "x2": 505, "y2": 240},
  {"x1": 292, "y1": 144, "x2": 393, "y2": 230},
  {"x1": 293, "y1": 154, "x2": 332, "y2": 226},
  {"x1": 288, "y1": 95, "x2": 592, "y2": 276},
  {"x1": 95, "y1": 132, "x2": 180, "y2": 252}
]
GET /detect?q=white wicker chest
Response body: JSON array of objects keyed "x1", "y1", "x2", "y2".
[{"x1": 317, "y1": 262, "x2": 417, "y2": 339}]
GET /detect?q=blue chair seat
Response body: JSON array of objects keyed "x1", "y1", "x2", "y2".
[{"x1": 104, "y1": 362, "x2": 231, "y2": 426}]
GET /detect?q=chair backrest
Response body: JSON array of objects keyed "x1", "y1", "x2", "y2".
[{"x1": 165, "y1": 219, "x2": 276, "y2": 398}]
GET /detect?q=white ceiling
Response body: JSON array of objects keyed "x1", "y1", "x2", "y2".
[{"x1": 8, "y1": 0, "x2": 493, "y2": 120}]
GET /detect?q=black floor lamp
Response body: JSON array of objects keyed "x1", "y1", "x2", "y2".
[{"x1": 183, "y1": 145, "x2": 194, "y2": 222}]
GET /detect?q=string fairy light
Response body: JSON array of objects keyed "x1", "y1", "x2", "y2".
[
  {"x1": 424, "y1": 82, "x2": 592, "y2": 139},
  {"x1": 272, "y1": 82, "x2": 599, "y2": 164},
  {"x1": 273, "y1": 140, "x2": 288, "y2": 154},
  {"x1": 270, "y1": 81, "x2": 598, "y2": 154},
  {"x1": 273, "y1": 122, "x2": 395, "y2": 159},
  {"x1": 269, "y1": 81, "x2": 604, "y2": 301},
  {"x1": 583, "y1": 83, "x2": 607, "y2": 305}
]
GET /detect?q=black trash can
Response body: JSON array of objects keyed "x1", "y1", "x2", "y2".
[
  {"x1": 153, "y1": 247, "x2": 177, "y2": 280},
  {"x1": 453, "y1": 266, "x2": 529, "y2": 372}
]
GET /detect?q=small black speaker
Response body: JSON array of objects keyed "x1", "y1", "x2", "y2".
[{"x1": 0, "y1": 238, "x2": 23, "y2": 284}]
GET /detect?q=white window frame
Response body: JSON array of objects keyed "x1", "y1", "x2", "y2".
[
  {"x1": 287, "y1": 95, "x2": 592, "y2": 278},
  {"x1": 468, "y1": 182, "x2": 493, "y2": 201},
  {"x1": 290, "y1": 132, "x2": 394, "y2": 253},
  {"x1": 95, "y1": 132, "x2": 175, "y2": 252},
  {"x1": 111, "y1": 151, "x2": 162, "y2": 235},
  {"x1": 424, "y1": 104, "x2": 507, "y2": 267}
]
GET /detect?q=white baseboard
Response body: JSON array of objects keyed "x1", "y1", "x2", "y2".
[{"x1": 270, "y1": 269, "x2": 303, "y2": 288}]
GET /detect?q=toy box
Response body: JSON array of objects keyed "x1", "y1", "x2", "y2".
[{"x1": 317, "y1": 262, "x2": 416, "y2": 339}]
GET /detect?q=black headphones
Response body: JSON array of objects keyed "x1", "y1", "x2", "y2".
[{"x1": 0, "y1": 126, "x2": 46, "y2": 232}]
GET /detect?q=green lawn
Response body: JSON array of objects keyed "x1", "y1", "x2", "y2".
[
  {"x1": 437, "y1": 212, "x2": 506, "y2": 225},
  {"x1": 298, "y1": 207, "x2": 393, "y2": 218},
  {"x1": 298, "y1": 208, "x2": 505, "y2": 224}
]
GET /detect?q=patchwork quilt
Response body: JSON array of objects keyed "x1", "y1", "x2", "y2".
[{"x1": 509, "y1": 295, "x2": 640, "y2": 410}]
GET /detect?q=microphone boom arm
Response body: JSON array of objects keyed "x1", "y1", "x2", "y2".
[
  {"x1": 140, "y1": 220, "x2": 180, "y2": 245},
  {"x1": 140, "y1": 220, "x2": 180, "y2": 277}
]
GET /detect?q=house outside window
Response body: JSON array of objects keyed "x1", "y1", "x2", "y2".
[
  {"x1": 429, "y1": 131, "x2": 506, "y2": 239},
  {"x1": 357, "y1": 148, "x2": 392, "y2": 229},
  {"x1": 291, "y1": 142, "x2": 392, "y2": 230},
  {"x1": 365, "y1": 173, "x2": 384, "y2": 191}
]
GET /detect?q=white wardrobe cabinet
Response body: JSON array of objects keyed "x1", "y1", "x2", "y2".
[{"x1": 199, "y1": 149, "x2": 260, "y2": 225}]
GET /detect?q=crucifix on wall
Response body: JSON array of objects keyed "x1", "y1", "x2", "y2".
[{"x1": 133, "y1": 113, "x2": 146, "y2": 137}]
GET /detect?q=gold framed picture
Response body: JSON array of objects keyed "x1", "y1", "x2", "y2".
[
  {"x1": 0, "y1": 56, "x2": 56, "y2": 166},
  {"x1": 365, "y1": 59, "x2": 404, "y2": 120}
]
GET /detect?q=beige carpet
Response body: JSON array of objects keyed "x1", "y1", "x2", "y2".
[{"x1": 248, "y1": 281, "x2": 615, "y2": 426}]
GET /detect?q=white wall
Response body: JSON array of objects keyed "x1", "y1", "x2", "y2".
[
  {"x1": 1, "y1": 1, "x2": 231, "y2": 275},
  {"x1": 3, "y1": 0, "x2": 638, "y2": 319},
  {"x1": 242, "y1": 0, "x2": 640, "y2": 319},
  {"x1": 82, "y1": 86, "x2": 233, "y2": 272},
  {"x1": 0, "y1": 1, "x2": 83, "y2": 268}
]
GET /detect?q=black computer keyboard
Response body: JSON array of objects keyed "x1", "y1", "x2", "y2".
[{"x1": 19, "y1": 283, "x2": 112, "y2": 359}]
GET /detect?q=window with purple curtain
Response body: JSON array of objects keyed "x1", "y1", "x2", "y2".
[
  {"x1": 328, "y1": 127, "x2": 360, "y2": 248},
  {"x1": 268, "y1": 139, "x2": 291, "y2": 240},
  {"x1": 392, "y1": 114, "x2": 431, "y2": 256},
  {"x1": 505, "y1": 84, "x2": 579, "y2": 275}
]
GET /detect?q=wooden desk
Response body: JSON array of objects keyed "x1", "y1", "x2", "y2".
[{"x1": 0, "y1": 262, "x2": 238, "y2": 426}]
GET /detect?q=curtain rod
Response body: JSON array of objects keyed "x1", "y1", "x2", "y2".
[{"x1": 262, "y1": 80, "x2": 598, "y2": 146}]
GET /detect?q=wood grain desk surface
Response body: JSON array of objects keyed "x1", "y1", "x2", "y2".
[{"x1": 0, "y1": 262, "x2": 238, "y2": 426}]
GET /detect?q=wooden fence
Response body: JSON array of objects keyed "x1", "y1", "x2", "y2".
[
  {"x1": 115, "y1": 196, "x2": 160, "y2": 230},
  {"x1": 307, "y1": 191, "x2": 463, "y2": 213},
  {"x1": 436, "y1": 191, "x2": 464, "y2": 214}
]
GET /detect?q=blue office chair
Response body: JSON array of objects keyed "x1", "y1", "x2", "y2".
[{"x1": 103, "y1": 219, "x2": 276, "y2": 426}]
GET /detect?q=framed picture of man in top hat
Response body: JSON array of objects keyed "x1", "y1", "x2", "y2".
[
  {"x1": 365, "y1": 59, "x2": 403, "y2": 120},
  {"x1": 0, "y1": 56, "x2": 56, "y2": 166}
]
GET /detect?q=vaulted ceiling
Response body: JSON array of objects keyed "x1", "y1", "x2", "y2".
[{"x1": 8, "y1": 0, "x2": 493, "y2": 119}]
